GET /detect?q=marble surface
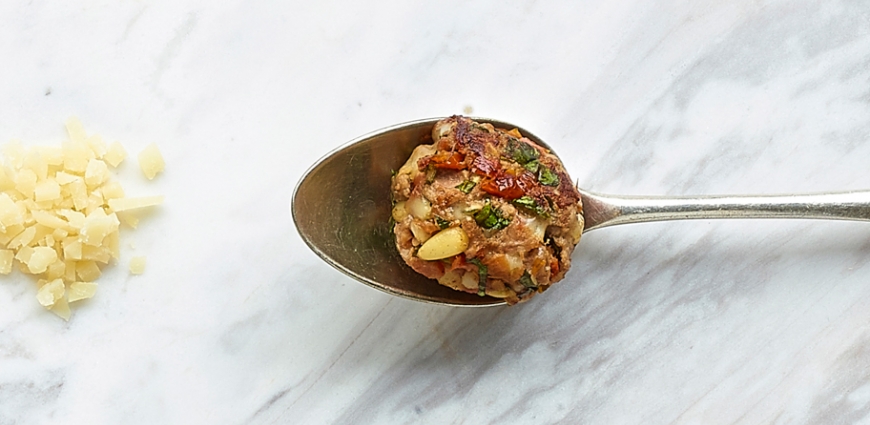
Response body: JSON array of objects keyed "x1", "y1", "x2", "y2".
[{"x1": 1, "y1": 1, "x2": 870, "y2": 423}]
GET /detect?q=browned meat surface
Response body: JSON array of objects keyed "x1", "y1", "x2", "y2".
[{"x1": 391, "y1": 116, "x2": 584, "y2": 304}]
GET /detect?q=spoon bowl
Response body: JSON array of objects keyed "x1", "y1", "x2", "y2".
[
  {"x1": 292, "y1": 118, "x2": 545, "y2": 306},
  {"x1": 293, "y1": 117, "x2": 870, "y2": 307}
]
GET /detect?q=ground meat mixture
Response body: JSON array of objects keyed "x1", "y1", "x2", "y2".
[{"x1": 390, "y1": 116, "x2": 584, "y2": 304}]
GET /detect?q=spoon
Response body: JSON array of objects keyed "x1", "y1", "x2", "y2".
[{"x1": 292, "y1": 117, "x2": 870, "y2": 307}]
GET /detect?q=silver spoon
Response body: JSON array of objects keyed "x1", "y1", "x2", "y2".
[{"x1": 292, "y1": 117, "x2": 870, "y2": 307}]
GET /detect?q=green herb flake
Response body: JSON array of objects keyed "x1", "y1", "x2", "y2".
[
  {"x1": 434, "y1": 216, "x2": 450, "y2": 229},
  {"x1": 425, "y1": 165, "x2": 437, "y2": 184},
  {"x1": 473, "y1": 202, "x2": 511, "y2": 230},
  {"x1": 506, "y1": 138, "x2": 540, "y2": 165},
  {"x1": 512, "y1": 196, "x2": 550, "y2": 218},
  {"x1": 523, "y1": 159, "x2": 540, "y2": 173},
  {"x1": 538, "y1": 166, "x2": 559, "y2": 186},
  {"x1": 519, "y1": 270, "x2": 537, "y2": 289},
  {"x1": 471, "y1": 123, "x2": 491, "y2": 133},
  {"x1": 512, "y1": 196, "x2": 536, "y2": 208},
  {"x1": 468, "y1": 258, "x2": 488, "y2": 296},
  {"x1": 455, "y1": 180, "x2": 476, "y2": 194}
]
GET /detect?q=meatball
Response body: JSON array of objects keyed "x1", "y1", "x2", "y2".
[{"x1": 390, "y1": 116, "x2": 583, "y2": 304}]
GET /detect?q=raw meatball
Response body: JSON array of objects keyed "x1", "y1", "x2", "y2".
[{"x1": 391, "y1": 116, "x2": 583, "y2": 304}]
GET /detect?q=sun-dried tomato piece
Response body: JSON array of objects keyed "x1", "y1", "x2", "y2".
[
  {"x1": 448, "y1": 254, "x2": 468, "y2": 271},
  {"x1": 431, "y1": 151, "x2": 466, "y2": 170},
  {"x1": 471, "y1": 155, "x2": 499, "y2": 177},
  {"x1": 550, "y1": 258, "x2": 560, "y2": 279},
  {"x1": 480, "y1": 173, "x2": 524, "y2": 199}
]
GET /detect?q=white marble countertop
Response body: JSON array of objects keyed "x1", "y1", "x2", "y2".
[{"x1": 2, "y1": 1, "x2": 870, "y2": 423}]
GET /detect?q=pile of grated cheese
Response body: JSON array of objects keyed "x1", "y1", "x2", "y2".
[{"x1": 1, "y1": 117, "x2": 164, "y2": 320}]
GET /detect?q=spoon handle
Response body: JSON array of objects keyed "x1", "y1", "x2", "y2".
[{"x1": 579, "y1": 189, "x2": 870, "y2": 232}]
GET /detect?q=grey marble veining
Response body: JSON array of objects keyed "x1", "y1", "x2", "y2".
[{"x1": 1, "y1": 1, "x2": 870, "y2": 424}]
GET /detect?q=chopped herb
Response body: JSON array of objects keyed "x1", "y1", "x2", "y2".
[
  {"x1": 455, "y1": 180, "x2": 476, "y2": 194},
  {"x1": 471, "y1": 123, "x2": 491, "y2": 133},
  {"x1": 473, "y1": 202, "x2": 511, "y2": 230},
  {"x1": 390, "y1": 169, "x2": 397, "y2": 177},
  {"x1": 434, "y1": 216, "x2": 450, "y2": 229},
  {"x1": 512, "y1": 196, "x2": 536, "y2": 209},
  {"x1": 468, "y1": 258, "x2": 488, "y2": 296},
  {"x1": 506, "y1": 138, "x2": 539, "y2": 165},
  {"x1": 523, "y1": 159, "x2": 540, "y2": 173},
  {"x1": 519, "y1": 270, "x2": 537, "y2": 289},
  {"x1": 505, "y1": 137, "x2": 558, "y2": 186},
  {"x1": 512, "y1": 196, "x2": 550, "y2": 218},
  {"x1": 538, "y1": 166, "x2": 559, "y2": 186},
  {"x1": 425, "y1": 165, "x2": 437, "y2": 184}
]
